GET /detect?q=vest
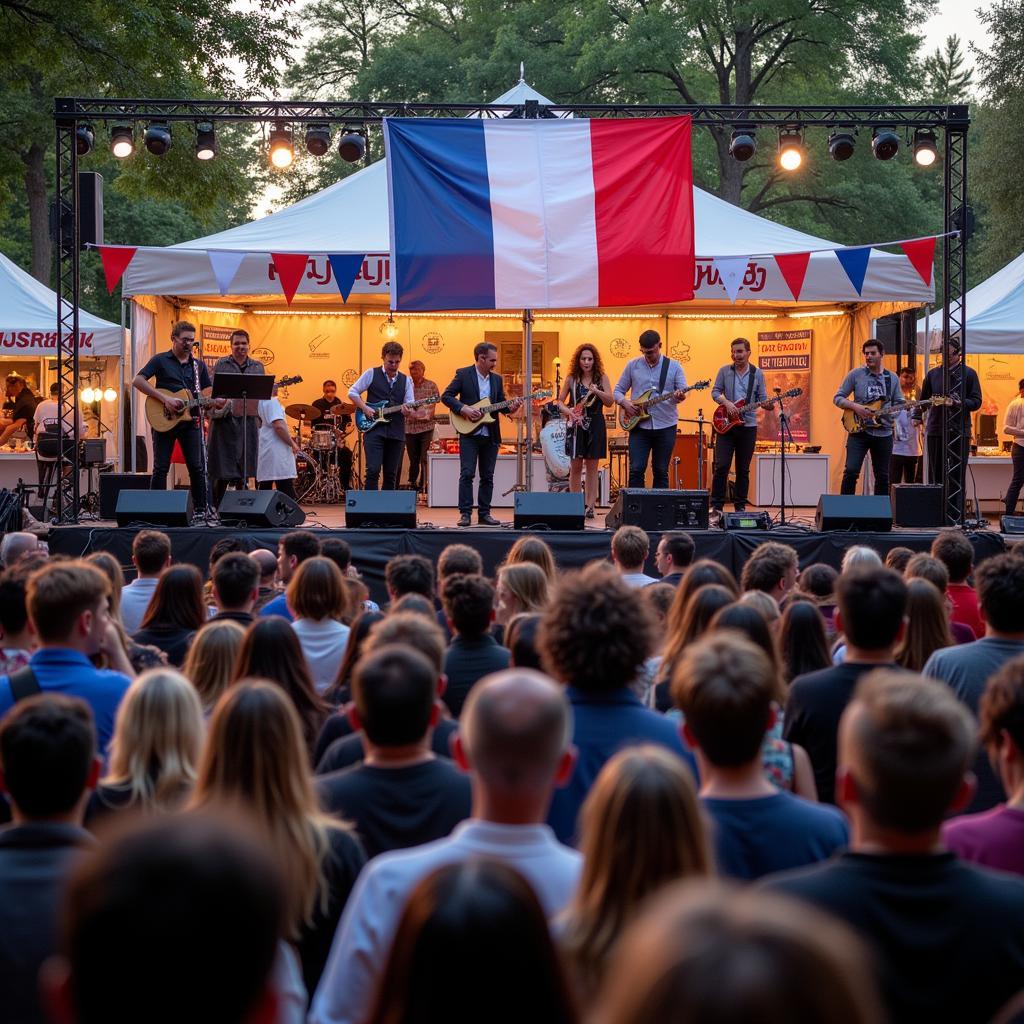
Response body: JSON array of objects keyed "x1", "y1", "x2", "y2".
[{"x1": 367, "y1": 367, "x2": 408, "y2": 440}]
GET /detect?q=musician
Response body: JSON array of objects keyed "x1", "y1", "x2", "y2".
[
  {"x1": 555, "y1": 343, "x2": 612, "y2": 519},
  {"x1": 312, "y1": 379, "x2": 353, "y2": 490},
  {"x1": 347, "y1": 341, "x2": 414, "y2": 490},
  {"x1": 256, "y1": 382, "x2": 301, "y2": 499},
  {"x1": 613, "y1": 330, "x2": 687, "y2": 489},
  {"x1": 405, "y1": 360, "x2": 438, "y2": 493},
  {"x1": 890, "y1": 366, "x2": 922, "y2": 484},
  {"x1": 711, "y1": 337, "x2": 767, "y2": 520},
  {"x1": 442, "y1": 342, "x2": 523, "y2": 527},
  {"x1": 207, "y1": 329, "x2": 264, "y2": 506},
  {"x1": 132, "y1": 320, "x2": 224, "y2": 514},
  {"x1": 833, "y1": 338, "x2": 902, "y2": 495},
  {"x1": 1003, "y1": 377, "x2": 1024, "y2": 516}
]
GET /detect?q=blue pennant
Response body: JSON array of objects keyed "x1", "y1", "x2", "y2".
[
  {"x1": 327, "y1": 253, "x2": 366, "y2": 303},
  {"x1": 834, "y1": 247, "x2": 872, "y2": 296}
]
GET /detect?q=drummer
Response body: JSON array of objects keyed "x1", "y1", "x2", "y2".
[{"x1": 312, "y1": 380, "x2": 353, "y2": 438}]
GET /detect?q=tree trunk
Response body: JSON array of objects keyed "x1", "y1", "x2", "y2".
[
  {"x1": 22, "y1": 143, "x2": 51, "y2": 285},
  {"x1": 711, "y1": 24, "x2": 754, "y2": 208}
]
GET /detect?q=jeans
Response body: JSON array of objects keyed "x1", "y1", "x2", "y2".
[
  {"x1": 258, "y1": 478, "x2": 296, "y2": 499},
  {"x1": 212, "y1": 477, "x2": 248, "y2": 507},
  {"x1": 841, "y1": 432, "x2": 893, "y2": 495},
  {"x1": 927, "y1": 433, "x2": 968, "y2": 518},
  {"x1": 628, "y1": 425, "x2": 676, "y2": 489},
  {"x1": 889, "y1": 454, "x2": 922, "y2": 485},
  {"x1": 363, "y1": 430, "x2": 404, "y2": 490},
  {"x1": 458, "y1": 431, "x2": 499, "y2": 515},
  {"x1": 151, "y1": 424, "x2": 207, "y2": 511},
  {"x1": 1006, "y1": 444, "x2": 1024, "y2": 515},
  {"x1": 405, "y1": 429, "x2": 434, "y2": 490},
  {"x1": 711, "y1": 425, "x2": 757, "y2": 509}
]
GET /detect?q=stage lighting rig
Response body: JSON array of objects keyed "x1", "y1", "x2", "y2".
[
  {"x1": 110, "y1": 125, "x2": 134, "y2": 159},
  {"x1": 913, "y1": 128, "x2": 938, "y2": 167},
  {"x1": 305, "y1": 124, "x2": 332, "y2": 156},
  {"x1": 778, "y1": 131, "x2": 804, "y2": 171},
  {"x1": 729, "y1": 129, "x2": 757, "y2": 162},
  {"x1": 195, "y1": 123, "x2": 217, "y2": 161},
  {"x1": 338, "y1": 129, "x2": 366, "y2": 163},
  {"x1": 75, "y1": 124, "x2": 94, "y2": 157},
  {"x1": 144, "y1": 122, "x2": 172, "y2": 156},
  {"x1": 828, "y1": 131, "x2": 855, "y2": 161},
  {"x1": 872, "y1": 127, "x2": 900, "y2": 160},
  {"x1": 269, "y1": 123, "x2": 294, "y2": 169}
]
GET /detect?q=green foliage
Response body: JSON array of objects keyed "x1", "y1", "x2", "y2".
[{"x1": 922, "y1": 35, "x2": 973, "y2": 101}]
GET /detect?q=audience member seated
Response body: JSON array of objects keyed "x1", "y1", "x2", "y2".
[
  {"x1": 120, "y1": 530, "x2": 171, "y2": 634},
  {"x1": 505, "y1": 612, "x2": 544, "y2": 670},
  {"x1": 0, "y1": 531, "x2": 42, "y2": 569},
  {"x1": 794, "y1": 562, "x2": 838, "y2": 635},
  {"x1": 210, "y1": 552, "x2": 260, "y2": 626},
  {"x1": 316, "y1": 611, "x2": 386, "y2": 744},
  {"x1": 0, "y1": 694, "x2": 98, "y2": 1024},
  {"x1": 539, "y1": 562, "x2": 696, "y2": 845},
  {"x1": 317, "y1": 646, "x2": 471, "y2": 858},
  {"x1": 504, "y1": 535, "x2": 557, "y2": 585},
  {"x1": 309, "y1": 669, "x2": 581, "y2": 1024},
  {"x1": 884, "y1": 545, "x2": 915, "y2": 573},
  {"x1": 250, "y1": 548, "x2": 280, "y2": 612},
  {"x1": 495, "y1": 563, "x2": 549, "y2": 629},
  {"x1": 778, "y1": 598, "x2": 831, "y2": 685},
  {"x1": 905, "y1": 552, "x2": 976, "y2": 643},
  {"x1": 318, "y1": 538, "x2": 352, "y2": 578},
  {"x1": 85, "y1": 669, "x2": 202, "y2": 827},
  {"x1": 289, "y1": 557, "x2": 351, "y2": 694},
  {"x1": 610, "y1": 526, "x2": 657, "y2": 587},
  {"x1": 784, "y1": 568, "x2": 907, "y2": 804},
  {"x1": 132, "y1": 564, "x2": 206, "y2": 667},
  {"x1": 384, "y1": 554, "x2": 435, "y2": 605},
  {"x1": 434, "y1": 543, "x2": 484, "y2": 642},
  {"x1": 739, "y1": 542, "x2": 798, "y2": 604},
  {"x1": 767, "y1": 670, "x2": 1024, "y2": 1023},
  {"x1": 840, "y1": 545, "x2": 882, "y2": 573},
  {"x1": 895, "y1": 578, "x2": 954, "y2": 672},
  {"x1": 0, "y1": 557, "x2": 42, "y2": 674},
  {"x1": 388, "y1": 593, "x2": 436, "y2": 619},
  {"x1": 739, "y1": 589, "x2": 780, "y2": 631},
  {"x1": 201, "y1": 536, "x2": 245, "y2": 610},
  {"x1": 260, "y1": 531, "x2": 322, "y2": 621},
  {"x1": 651, "y1": 531, "x2": 695, "y2": 587},
  {"x1": 181, "y1": 619, "x2": 246, "y2": 715},
  {"x1": 932, "y1": 529, "x2": 984, "y2": 638},
  {"x1": 708, "y1": 601, "x2": 781, "y2": 675}
]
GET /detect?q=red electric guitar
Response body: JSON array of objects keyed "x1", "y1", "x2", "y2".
[{"x1": 712, "y1": 387, "x2": 803, "y2": 434}]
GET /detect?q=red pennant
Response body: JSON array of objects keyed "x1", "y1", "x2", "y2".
[
  {"x1": 97, "y1": 246, "x2": 137, "y2": 294},
  {"x1": 900, "y1": 237, "x2": 937, "y2": 286},
  {"x1": 775, "y1": 252, "x2": 811, "y2": 301},
  {"x1": 271, "y1": 253, "x2": 309, "y2": 304}
]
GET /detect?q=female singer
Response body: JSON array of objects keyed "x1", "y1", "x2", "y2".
[{"x1": 556, "y1": 344, "x2": 613, "y2": 519}]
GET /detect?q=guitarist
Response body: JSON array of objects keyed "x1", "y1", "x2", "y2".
[
  {"x1": 347, "y1": 341, "x2": 414, "y2": 490},
  {"x1": 613, "y1": 330, "x2": 688, "y2": 489},
  {"x1": 711, "y1": 337, "x2": 768, "y2": 523},
  {"x1": 442, "y1": 342, "x2": 523, "y2": 527},
  {"x1": 132, "y1": 320, "x2": 224, "y2": 515}
]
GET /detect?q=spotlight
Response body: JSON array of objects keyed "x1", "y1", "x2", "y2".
[
  {"x1": 103, "y1": 387, "x2": 118, "y2": 403},
  {"x1": 268, "y1": 123, "x2": 294, "y2": 169},
  {"x1": 195, "y1": 122, "x2": 217, "y2": 161},
  {"x1": 828, "y1": 131, "x2": 856, "y2": 161},
  {"x1": 872, "y1": 127, "x2": 900, "y2": 161},
  {"x1": 144, "y1": 122, "x2": 172, "y2": 156},
  {"x1": 305, "y1": 124, "x2": 332, "y2": 156},
  {"x1": 80, "y1": 387, "x2": 95, "y2": 404},
  {"x1": 778, "y1": 131, "x2": 804, "y2": 171},
  {"x1": 75, "y1": 124, "x2": 94, "y2": 157},
  {"x1": 913, "y1": 128, "x2": 938, "y2": 167},
  {"x1": 110, "y1": 125, "x2": 134, "y2": 159},
  {"x1": 338, "y1": 130, "x2": 366, "y2": 163},
  {"x1": 383, "y1": 314, "x2": 399, "y2": 341},
  {"x1": 729, "y1": 129, "x2": 757, "y2": 162}
]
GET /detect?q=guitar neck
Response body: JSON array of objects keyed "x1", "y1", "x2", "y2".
[
  {"x1": 377, "y1": 394, "x2": 438, "y2": 416},
  {"x1": 479, "y1": 391, "x2": 546, "y2": 415}
]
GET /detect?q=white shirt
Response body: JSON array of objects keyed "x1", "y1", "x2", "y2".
[
  {"x1": 620, "y1": 571, "x2": 659, "y2": 588},
  {"x1": 256, "y1": 398, "x2": 296, "y2": 482},
  {"x1": 290, "y1": 617, "x2": 350, "y2": 693},
  {"x1": 475, "y1": 370, "x2": 492, "y2": 436},
  {"x1": 120, "y1": 577, "x2": 160, "y2": 635},
  {"x1": 1006, "y1": 396, "x2": 1024, "y2": 450},
  {"x1": 33, "y1": 398, "x2": 84, "y2": 438},
  {"x1": 309, "y1": 820, "x2": 581, "y2": 1024},
  {"x1": 347, "y1": 365, "x2": 415, "y2": 405}
]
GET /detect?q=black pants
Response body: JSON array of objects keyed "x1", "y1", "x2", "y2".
[
  {"x1": 628, "y1": 425, "x2": 676, "y2": 489},
  {"x1": 711, "y1": 425, "x2": 757, "y2": 510},
  {"x1": 1006, "y1": 444, "x2": 1024, "y2": 515},
  {"x1": 363, "y1": 430, "x2": 404, "y2": 490},
  {"x1": 212, "y1": 477, "x2": 249, "y2": 507},
  {"x1": 258, "y1": 479, "x2": 296, "y2": 499},
  {"x1": 841, "y1": 432, "x2": 893, "y2": 495},
  {"x1": 927, "y1": 433, "x2": 968, "y2": 518},
  {"x1": 458, "y1": 431, "x2": 499, "y2": 515},
  {"x1": 405, "y1": 429, "x2": 434, "y2": 490},
  {"x1": 890, "y1": 454, "x2": 922, "y2": 485},
  {"x1": 151, "y1": 424, "x2": 207, "y2": 511}
]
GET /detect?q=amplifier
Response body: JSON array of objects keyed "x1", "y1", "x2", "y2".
[
  {"x1": 815, "y1": 494, "x2": 893, "y2": 532},
  {"x1": 80, "y1": 438, "x2": 107, "y2": 465},
  {"x1": 99, "y1": 472, "x2": 152, "y2": 520},
  {"x1": 724, "y1": 511, "x2": 771, "y2": 531},
  {"x1": 605, "y1": 488, "x2": 709, "y2": 531},
  {"x1": 891, "y1": 484, "x2": 943, "y2": 528}
]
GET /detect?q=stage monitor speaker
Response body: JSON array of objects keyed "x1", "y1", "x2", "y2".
[
  {"x1": 514, "y1": 491, "x2": 585, "y2": 530},
  {"x1": 114, "y1": 489, "x2": 193, "y2": 527},
  {"x1": 815, "y1": 494, "x2": 892, "y2": 532},
  {"x1": 891, "y1": 484, "x2": 943, "y2": 528},
  {"x1": 1002, "y1": 516, "x2": 1024, "y2": 535},
  {"x1": 345, "y1": 490, "x2": 416, "y2": 529},
  {"x1": 100, "y1": 473, "x2": 152, "y2": 520},
  {"x1": 218, "y1": 490, "x2": 305, "y2": 528},
  {"x1": 605, "y1": 488, "x2": 709, "y2": 531}
]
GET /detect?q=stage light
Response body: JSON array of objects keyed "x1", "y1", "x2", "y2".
[
  {"x1": 268, "y1": 123, "x2": 294, "y2": 169},
  {"x1": 195, "y1": 122, "x2": 217, "y2": 161},
  {"x1": 872, "y1": 127, "x2": 900, "y2": 161},
  {"x1": 828, "y1": 131, "x2": 855, "y2": 161},
  {"x1": 729, "y1": 129, "x2": 757, "y2": 162},
  {"x1": 338, "y1": 130, "x2": 366, "y2": 163},
  {"x1": 80, "y1": 387, "x2": 95, "y2": 404},
  {"x1": 305, "y1": 124, "x2": 332, "y2": 156},
  {"x1": 143, "y1": 122, "x2": 172, "y2": 156},
  {"x1": 76, "y1": 125, "x2": 94, "y2": 157},
  {"x1": 913, "y1": 128, "x2": 938, "y2": 167},
  {"x1": 383, "y1": 313, "x2": 400, "y2": 341},
  {"x1": 778, "y1": 132, "x2": 804, "y2": 171},
  {"x1": 103, "y1": 387, "x2": 118, "y2": 403},
  {"x1": 110, "y1": 125, "x2": 134, "y2": 159}
]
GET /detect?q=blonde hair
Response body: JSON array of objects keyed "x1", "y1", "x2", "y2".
[
  {"x1": 183, "y1": 620, "x2": 246, "y2": 712},
  {"x1": 85, "y1": 551, "x2": 125, "y2": 621},
  {"x1": 497, "y1": 563, "x2": 549, "y2": 617},
  {"x1": 505, "y1": 536, "x2": 557, "y2": 584},
  {"x1": 739, "y1": 589, "x2": 780, "y2": 626},
  {"x1": 103, "y1": 669, "x2": 204, "y2": 812}
]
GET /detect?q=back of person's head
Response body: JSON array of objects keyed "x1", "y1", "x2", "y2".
[
  {"x1": 212, "y1": 552, "x2": 260, "y2": 611},
  {"x1": 611, "y1": 526, "x2": 650, "y2": 571},
  {"x1": 676, "y1": 560, "x2": 740, "y2": 608},
  {"x1": 596, "y1": 882, "x2": 880, "y2": 1024},
  {"x1": 140, "y1": 564, "x2": 206, "y2": 632},
  {"x1": 85, "y1": 551, "x2": 125, "y2": 617},
  {"x1": 840, "y1": 669, "x2": 975, "y2": 833},
  {"x1": 740, "y1": 542, "x2": 797, "y2": 594},
  {"x1": 975, "y1": 553, "x2": 1024, "y2": 634},
  {"x1": 366, "y1": 612, "x2": 446, "y2": 674},
  {"x1": 672, "y1": 634, "x2": 776, "y2": 767},
  {"x1": 676, "y1": 584, "x2": 735, "y2": 650},
  {"x1": 182, "y1": 619, "x2": 246, "y2": 711},
  {"x1": 0, "y1": 559, "x2": 34, "y2": 637},
  {"x1": 250, "y1": 548, "x2": 278, "y2": 583},
  {"x1": 840, "y1": 545, "x2": 883, "y2": 574},
  {"x1": 442, "y1": 573, "x2": 495, "y2": 638},
  {"x1": 341, "y1": 576, "x2": 369, "y2": 624},
  {"x1": 389, "y1": 593, "x2": 436, "y2": 620},
  {"x1": 287, "y1": 555, "x2": 347, "y2": 622},
  {"x1": 904, "y1": 552, "x2": 949, "y2": 593},
  {"x1": 540, "y1": 563, "x2": 653, "y2": 692},
  {"x1": 27, "y1": 560, "x2": 110, "y2": 645},
  {"x1": 505, "y1": 612, "x2": 543, "y2": 669},
  {"x1": 131, "y1": 530, "x2": 171, "y2": 576},
  {"x1": 0, "y1": 694, "x2": 96, "y2": 819},
  {"x1": 643, "y1": 583, "x2": 675, "y2": 626},
  {"x1": 884, "y1": 546, "x2": 915, "y2": 573},
  {"x1": 385, "y1": 554, "x2": 435, "y2": 599},
  {"x1": 506, "y1": 535, "x2": 557, "y2": 583},
  {"x1": 497, "y1": 562, "x2": 549, "y2": 614},
  {"x1": 980, "y1": 656, "x2": 1024, "y2": 769},
  {"x1": 352, "y1": 645, "x2": 437, "y2": 747},
  {"x1": 835, "y1": 567, "x2": 907, "y2": 650},
  {"x1": 327, "y1": 610, "x2": 386, "y2": 703},
  {"x1": 739, "y1": 589, "x2": 780, "y2": 627},
  {"x1": 437, "y1": 543, "x2": 483, "y2": 581},
  {"x1": 894, "y1": 578, "x2": 953, "y2": 672},
  {"x1": 280, "y1": 529, "x2": 320, "y2": 566},
  {"x1": 366, "y1": 860, "x2": 577, "y2": 1024},
  {"x1": 709, "y1": 602, "x2": 780, "y2": 680},
  {"x1": 54, "y1": 814, "x2": 284, "y2": 1024},
  {"x1": 207, "y1": 536, "x2": 244, "y2": 571},
  {"x1": 797, "y1": 562, "x2": 837, "y2": 601},
  {"x1": 318, "y1": 537, "x2": 351, "y2": 574},
  {"x1": 0, "y1": 531, "x2": 39, "y2": 567},
  {"x1": 930, "y1": 529, "x2": 974, "y2": 584},
  {"x1": 778, "y1": 599, "x2": 831, "y2": 683},
  {"x1": 660, "y1": 532, "x2": 696, "y2": 570}
]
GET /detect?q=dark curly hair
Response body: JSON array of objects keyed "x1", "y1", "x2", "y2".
[
  {"x1": 539, "y1": 563, "x2": 653, "y2": 692},
  {"x1": 566, "y1": 344, "x2": 606, "y2": 387}
]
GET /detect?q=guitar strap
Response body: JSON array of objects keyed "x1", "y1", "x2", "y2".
[
  {"x1": 742, "y1": 366, "x2": 756, "y2": 407},
  {"x1": 658, "y1": 356, "x2": 671, "y2": 396}
]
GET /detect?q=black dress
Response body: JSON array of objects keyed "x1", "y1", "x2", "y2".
[{"x1": 564, "y1": 376, "x2": 607, "y2": 460}]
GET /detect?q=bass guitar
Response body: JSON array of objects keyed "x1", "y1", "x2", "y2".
[
  {"x1": 841, "y1": 395, "x2": 954, "y2": 435},
  {"x1": 355, "y1": 393, "x2": 440, "y2": 433},
  {"x1": 713, "y1": 387, "x2": 803, "y2": 434},
  {"x1": 450, "y1": 389, "x2": 552, "y2": 436},
  {"x1": 145, "y1": 375, "x2": 303, "y2": 433},
  {"x1": 618, "y1": 380, "x2": 710, "y2": 432}
]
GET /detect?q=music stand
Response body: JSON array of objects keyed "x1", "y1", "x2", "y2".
[{"x1": 212, "y1": 373, "x2": 275, "y2": 492}]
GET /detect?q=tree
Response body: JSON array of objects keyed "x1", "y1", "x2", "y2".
[{"x1": 922, "y1": 35, "x2": 973, "y2": 101}]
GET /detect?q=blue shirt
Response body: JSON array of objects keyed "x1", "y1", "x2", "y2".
[
  {"x1": 614, "y1": 356, "x2": 687, "y2": 431},
  {"x1": 258, "y1": 593, "x2": 294, "y2": 622},
  {"x1": 547, "y1": 686, "x2": 697, "y2": 844}
]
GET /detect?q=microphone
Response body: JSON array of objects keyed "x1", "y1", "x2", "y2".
[{"x1": 774, "y1": 387, "x2": 782, "y2": 394}]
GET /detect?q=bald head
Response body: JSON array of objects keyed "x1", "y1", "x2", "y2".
[
  {"x1": 0, "y1": 532, "x2": 41, "y2": 568},
  {"x1": 251, "y1": 548, "x2": 278, "y2": 583}
]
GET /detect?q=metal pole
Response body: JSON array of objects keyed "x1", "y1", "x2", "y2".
[
  {"x1": 923, "y1": 305, "x2": 931, "y2": 484},
  {"x1": 523, "y1": 307, "x2": 534, "y2": 491}
]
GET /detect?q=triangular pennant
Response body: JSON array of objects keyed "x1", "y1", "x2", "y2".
[
  {"x1": 714, "y1": 256, "x2": 750, "y2": 303},
  {"x1": 775, "y1": 252, "x2": 811, "y2": 302},
  {"x1": 271, "y1": 252, "x2": 310, "y2": 304},
  {"x1": 900, "y1": 237, "x2": 937, "y2": 286},
  {"x1": 207, "y1": 250, "x2": 248, "y2": 295},
  {"x1": 97, "y1": 246, "x2": 137, "y2": 294},
  {"x1": 327, "y1": 254, "x2": 366, "y2": 303},
  {"x1": 834, "y1": 247, "x2": 872, "y2": 296}
]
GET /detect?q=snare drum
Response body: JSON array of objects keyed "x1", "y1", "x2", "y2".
[{"x1": 310, "y1": 427, "x2": 336, "y2": 451}]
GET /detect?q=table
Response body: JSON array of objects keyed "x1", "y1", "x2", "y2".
[
  {"x1": 0, "y1": 451, "x2": 45, "y2": 493},
  {"x1": 967, "y1": 456, "x2": 1012, "y2": 511},
  {"x1": 428, "y1": 453, "x2": 549, "y2": 508},
  {"x1": 753, "y1": 453, "x2": 831, "y2": 507}
]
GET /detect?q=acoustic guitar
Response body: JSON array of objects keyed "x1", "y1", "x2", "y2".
[
  {"x1": 841, "y1": 395, "x2": 953, "y2": 435},
  {"x1": 355, "y1": 393, "x2": 441, "y2": 434},
  {"x1": 713, "y1": 387, "x2": 803, "y2": 434},
  {"x1": 449, "y1": 390, "x2": 552, "y2": 436},
  {"x1": 145, "y1": 375, "x2": 302, "y2": 433},
  {"x1": 618, "y1": 380, "x2": 710, "y2": 432}
]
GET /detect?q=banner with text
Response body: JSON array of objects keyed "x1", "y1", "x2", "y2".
[{"x1": 756, "y1": 330, "x2": 812, "y2": 443}]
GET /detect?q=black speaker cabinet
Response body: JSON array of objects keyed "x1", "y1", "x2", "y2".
[
  {"x1": 218, "y1": 490, "x2": 306, "y2": 528},
  {"x1": 1002, "y1": 516, "x2": 1024, "y2": 535},
  {"x1": 344, "y1": 490, "x2": 416, "y2": 528},
  {"x1": 514, "y1": 491, "x2": 585, "y2": 530},
  {"x1": 891, "y1": 484, "x2": 943, "y2": 528},
  {"x1": 100, "y1": 473, "x2": 152, "y2": 520},
  {"x1": 815, "y1": 494, "x2": 893, "y2": 532},
  {"x1": 114, "y1": 489, "x2": 193, "y2": 527},
  {"x1": 605, "y1": 488, "x2": 710, "y2": 531},
  {"x1": 78, "y1": 171, "x2": 104, "y2": 248}
]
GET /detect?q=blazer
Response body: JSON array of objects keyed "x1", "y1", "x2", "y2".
[{"x1": 442, "y1": 366, "x2": 509, "y2": 443}]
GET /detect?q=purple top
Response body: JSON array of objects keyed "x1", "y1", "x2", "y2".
[{"x1": 942, "y1": 805, "x2": 1024, "y2": 877}]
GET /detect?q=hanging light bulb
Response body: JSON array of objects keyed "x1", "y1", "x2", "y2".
[
  {"x1": 103, "y1": 387, "x2": 118, "y2": 403},
  {"x1": 383, "y1": 314, "x2": 400, "y2": 340},
  {"x1": 80, "y1": 387, "x2": 95, "y2": 403}
]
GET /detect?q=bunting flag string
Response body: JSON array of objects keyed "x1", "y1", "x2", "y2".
[
  {"x1": 271, "y1": 253, "x2": 310, "y2": 304},
  {"x1": 835, "y1": 247, "x2": 873, "y2": 296},
  {"x1": 207, "y1": 250, "x2": 248, "y2": 295},
  {"x1": 97, "y1": 246, "x2": 137, "y2": 294},
  {"x1": 774, "y1": 252, "x2": 811, "y2": 302},
  {"x1": 713, "y1": 256, "x2": 750, "y2": 303},
  {"x1": 327, "y1": 254, "x2": 366, "y2": 303},
  {"x1": 900, "y1": 237, "x2": 937, "y2": 286}
]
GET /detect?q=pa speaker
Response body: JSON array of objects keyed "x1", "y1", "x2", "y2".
[
  {"x1": 514, "y1": 491, "x2": 585, "y2": 530},
  {"x1": 345, "y1": 490, "x2": 416, "y2": 528},
  {"x1": 78, "y1": 171, "x2": 103, "y2": 248},
  {"x1": 605, "y1": 488, "x2": 709, "y2": 531},
  {"x1": 100, "y1": 473, "x2": 152, "y2": 520},
  {"x1": 218, "y1": 490, "x2": 305, "y2": 528},
  {"x1": 815, "y1": 494, "x2": 892, "y2": 532},
  {"x1": 114, "y1": 489, "x2": 193, "y2": 527},
  {"x1": 891, "y1": 484, "x2": 943, "y2": 528}
]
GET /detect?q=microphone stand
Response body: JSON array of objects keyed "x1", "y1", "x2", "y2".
[
  {"x1": 695, "y1": 407, "x2": 706, "y2": 490},
  {"x1": 775, "y1": 387, "x2": 795, "y2": 528},
  {"x1": 192, "y1": 348, "x2": 215, "y2": 523}
]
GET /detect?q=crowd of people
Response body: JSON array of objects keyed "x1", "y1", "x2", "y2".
[{"x1": 1, "y1": 521, "x2": 1024, "y2": 1023}]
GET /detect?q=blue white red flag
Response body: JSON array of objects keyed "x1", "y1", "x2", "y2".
[{"x1": 383, "y1": 116, "x2": 695, "y2": 311}]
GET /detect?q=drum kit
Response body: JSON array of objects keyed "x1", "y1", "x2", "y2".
[{"x1": 285, "y1": 401, "x2": 356, "y2": 504}]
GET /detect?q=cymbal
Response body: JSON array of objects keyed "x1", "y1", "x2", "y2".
[
  {"x1": 330, "y1": 401, "x2": 355, "y2": 415},
  {"x1": 285, "y1": 403, "x2": 320, "y2": 421}
]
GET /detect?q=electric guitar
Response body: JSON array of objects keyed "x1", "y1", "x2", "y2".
[
  {"x1": 145, "y1": 376, "x2": 302, "y2": 432},
  {"x1": 841, "y1": 395, "x2": 954, "y2": 435},
  {"x1": 355, "y1": 393, "x2": 441, "y2": 433},
  {"x1": 567, "y1": 382, "x2": 602, "y2": 427},
  {"x1": 450, "y1": 390, "x2": 552, "y2": 436},
  {"x1": 618, "y1": 380, "x2": 710, "y2": 432},
  {"x1": 713, "y1": 387, "x2": 803, "y2": 434}
]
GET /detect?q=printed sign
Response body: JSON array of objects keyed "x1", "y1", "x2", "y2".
[{"x1": 756, "y1": 330, "x2": 812, "y2": 443}]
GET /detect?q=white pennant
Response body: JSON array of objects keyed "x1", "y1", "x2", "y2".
[
  {"x1": 714, "y1": 256, "x2": 750, "y2": 303},
  {"x1": 207, "y1": 250, "x2": 248, "y2": 295}
]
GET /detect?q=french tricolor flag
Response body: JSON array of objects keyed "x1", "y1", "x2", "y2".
[{"x1": 384, "y1": 116, "x2": 695, "y2": 311}]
